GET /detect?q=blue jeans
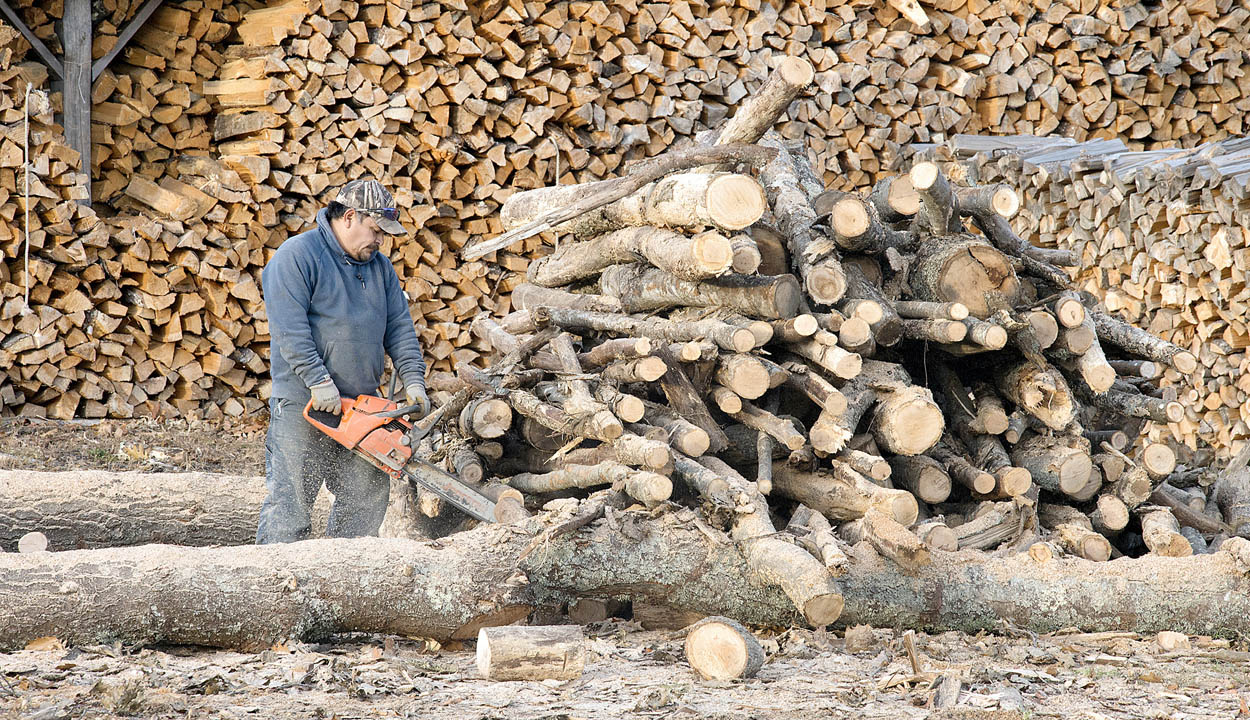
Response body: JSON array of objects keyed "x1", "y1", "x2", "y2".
[{"x1": 255, "y1": 397, "x2": 391, "y2": 543}]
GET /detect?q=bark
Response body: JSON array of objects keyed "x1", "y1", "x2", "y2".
[
  {"x1": 900, "y1": 318, "x2": 966, "y2": 343},
  {"x1": 1010, "y1": 432, "x2": 1093, "y2": 498},
  {"x1": 952, "y1": 183, "x2": 1019, "y2": 220},
  {"x1": 786, "y1": 504, "x2": 849, "y2": 574},
  {"x1": 1023, "y1": 309, "x2": 1059, "y2": 349},
  {"x1": 887, "y1": 455, "x2": 952, "y2": 504},
  {"x1": 1140, "y1": 507, "x2": 1193, "y2": 558},
  {"x1": 1090, "y1": 493, "x2": 1130, "y2": 534},
  {"x1": 712, "y1": 56, "x2": 813, "y2": 148},
  {"x1": 839, "y1": 508, "x2": 932, "y2": 572},
  {"x1": 1052, "y1": 523, "x2": 1112, "y2": 562},
  {"x1": 909, "y1": 235, "x2": 1021, "y2": 318},
  {"x1": 814, "y1": 190, "x2": 916, "y2": 254},
  {"x1": 786, "y1": 334, "x2": 863, "y2": 379},
  {"x1": 843, "y1": 261, "x2": 902, "y2": 345},
  {"x1": 909, "y1": 161, "x2": 961, "y2": 235},
  {"x1": 657, "y1": 346, "x2": 730, "y2": 453},
  {"x1": 697, "y1": 456, "x2": 845, "y2": 626},
  {"x1": 576, "y1": 337, "x2": 657, "y2": 369},
  {"x1": 729, "y1": 233, "x2": 762, "y2": 274},
  {"x1": 1050, "y1": 312, "x2": 1116, "y2": 393},
  {"x1": 952, "y1": 501, "x2": 1027, "y2": 550},
  {"x1": 538, "y1": 307, "x2": 754, "y2": 354},
  {"x1": 643, "y1": 401, "x2": 711, "y2": 457},
  {"x1": 558, "y1": 433, "x2": 671, "y2": 471},
  {"x1": 929, "y1": 439, "x2": 996, "y2": 495},
  {"x1": 593, "y1": 384, "x2": 644, "y2": 423},
  {"x1": 781, "y1": 360, "x2": 848, "y2": 414},
  {"x1": 838, "y1": 449, "x2": 892, "y2": 483},
  {"x1": 507, "y1": 389, "x2": 620, "y2": 443},
  {"x1": 471, "y1": 315, "x2": 522, "y2": 355},
  {"x1": 476, "y1": 625, "x2": 586, "y2": 681},
  {"x1": 685, "y1": 616, "x2": 766, "y2": 680},
  {"x1": 510, "y1": 284, "x2": 623, "y2": 314},
  {"x1": 464, "y1": 143, "x2": 776, "y2": 260},
  {"x1": 758, "y1": 132, "x2": 846, "y2": 304},
  {"x1": 526, "y1": 227, "x2": 734, "y2": 287},
  {"x1": 1151, "y1": 484, "x2": 1226, "y2": 535},
  {"x1": 1089, "y1": 310, "x2": 1198, "y2": 374},
  {"x1": 771, "y1": 462, "x2": 919, "y2": 525},
  {"x1": 771, "y1": 314, "x2": 820, "y2": 343},
  {"x1": 510, "y1": 462, "x2": 671, "y2": 508},
  {"x1": 730, "y1": 400, "x2": 807, "y2": 451},
  {"x1": 895, "y1": 300, "x2": 968, "y2": 320},
  {"x1": 995, "y1": 359, "x2": 1076, "y2": 431},
  {"x1": 600, "y1": 356, "x2": 668, "y2": 384},
  {"x1": 969, "y1": 381, "x2": 1009, "y2": 435},
  {"x1": 599, "y1": 263, "x2": 801, "y2": 319},
  {"x1": 962, "y1": 318, "x2": 1008, "y2": 350},
  {"x1": 0, "y1": 470, "x2": 291, "y2": 549}
]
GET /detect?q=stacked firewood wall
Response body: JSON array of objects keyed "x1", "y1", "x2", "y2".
[
  {"x1": 5, "y1": 0, "x2": 1250, "y2": 420},
  {"x1": 924, "y1": 135, "x2": 1250, "y2": 461}
]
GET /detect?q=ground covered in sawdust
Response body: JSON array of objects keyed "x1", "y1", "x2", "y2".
[
  {"x1": 2, "y1": 623, "x2": 1248, "y2": 719},
  {"x1": 2, "y1": 418, "x2": 1249, "y2": 719}
]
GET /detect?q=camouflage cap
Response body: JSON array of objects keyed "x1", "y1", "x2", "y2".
[{"x1": 335, "y1": 178, "x2": 405, "y2": 235}]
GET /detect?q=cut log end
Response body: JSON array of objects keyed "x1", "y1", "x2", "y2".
[
  {"x1": 1164, "y1": 402, "x2": 1185, "y2": 424},
  {"x1": 731, "y1": 329, "x2": 757, "y2": 353},
  {"x1": 636, "y1": 356, "x2": 669, "y2": 382},
  {"x1": 793, "y1": 314, "x2": 819, "y2": 337},
  {"x1": 1054, "y1": 297, "x2": 1086, "y2": 328},
  {"x1": 707, "y1": 175, "x2": 768, "y2": 231},
  {"x1": 1171, "y1": 351, "x2": 1198, "y2": 375},
  {"x1": 614, "y1": 395, "x2": 646, "y2": 423},
  {"x1": 991, "y1": 186, "x2": 1019, "y2": 219},
  {"x1": 910, "y1": 161, "x2": 940, "y2": 192},
  {"x1": 684, "y1": 617, "x2": 767, "y2": 680},
  {"x1": 832, "y1": 196, "x2": 870, "y2": 238},
  {"x1": 888, "y1": 174, "x2": 920, "y2": 216},
  {"x1": 1058, "y1": 454, "x2": 1095, "y2": 496},
  {"x1": 1085, "y1": 365, "x2": 1116, "y2": 394},
  {"x1": 876, "y1": 398, "x2": 943, "y2": 456},
  {"x1": 1141, "y1": 443, "x2": 1177, "y2": 478},
  {"x1": 806, "y1": 264, "x2": 847, "y2": 306},
  {"x1": 839, "y1": 317, "x2": 873, "y2": 348},
  {"x1": 691, "y1": 232, "x2": 736, "y2": 275},
  {"x1": 970, "y1": 471, "x2": 997, "y2": 495},
  {"x1": 948, "y1": 303, "x2": 970, "y2": 321},
  {"x1": 997, "y1": 467, "x2": 1033, "y2": 497},
  {"x1": 803, "y1": 593, "x2": 845, "y2": 627},
  {"x1": 777, "y1": 55, "x2": 815, "y2": 88}
]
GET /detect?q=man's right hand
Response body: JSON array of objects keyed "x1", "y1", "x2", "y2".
[{"x1": 309, "y1": 379, "x2": 342, "y2": 415}]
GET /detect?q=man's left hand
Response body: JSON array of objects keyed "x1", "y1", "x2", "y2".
[{"x1": 404, "y1": 382, "x2": 429, "y2": 418}]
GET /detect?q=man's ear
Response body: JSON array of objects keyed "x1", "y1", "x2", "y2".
[{"x1": 343, "y1": 208, "x2": 356, "y2": 226}]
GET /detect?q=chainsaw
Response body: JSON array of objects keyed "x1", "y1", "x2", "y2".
[{"x1": 303, "y1": 394, "x2": 499, "y2": 523}]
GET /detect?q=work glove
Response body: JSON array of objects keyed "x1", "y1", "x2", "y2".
[
  {"x1": 404, "y1": 380, "x2": 429, "y2": 418},
  {"x1": 309, "y1": 378, "x2": 342, "y2": 415}
]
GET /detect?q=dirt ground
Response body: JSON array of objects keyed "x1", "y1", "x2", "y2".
[{"x1": 2, "y1": 418, "x2": 1249, "y2": 719}]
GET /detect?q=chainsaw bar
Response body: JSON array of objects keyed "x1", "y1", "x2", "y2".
[{"x1": 372, "y1": 451, "x2": 498, "y2": 524}]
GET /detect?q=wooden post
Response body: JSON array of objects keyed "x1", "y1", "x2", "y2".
[{"x1": 62, "y1": 0, "x2": 92, "y2": 202}]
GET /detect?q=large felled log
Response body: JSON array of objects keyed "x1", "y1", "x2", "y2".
[
  {"x1": 526, "y1": 227, "x2": 734, "y2": 286},
  {"x1": 0, "y1": 532, "x2": 535, "y2": 650},
  {"x1": 477, "y1": 625, "x2": 586, "y2": 681},
  {"x1": 0, "y1": 470, "x2": 293, "y2": 549},
  {"x1": 599, "y1": 263, "x2": 801, "y2": 319},
  {"x1": 909, "y1": 235, "x2": 1021, "y2": 318}
]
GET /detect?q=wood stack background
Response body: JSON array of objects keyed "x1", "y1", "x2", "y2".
[
  {"x1": 2, "y1": 0, "x2": 1249, "y2": 432},
  {"x1": 925, "y1": 135, "x2": 1250, "y2": 461}
]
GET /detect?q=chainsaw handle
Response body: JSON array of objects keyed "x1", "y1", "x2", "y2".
[
  {"x1": 369, "y1": 401, "x2": 426, "y2": 419},
  {"x1": 302, "y1": 397, "x2": 353, "y2": 430}
]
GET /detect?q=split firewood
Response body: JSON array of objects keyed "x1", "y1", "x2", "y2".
[
  {"x1": 1138, "y1": 506, "x2": 1193, "y2": 558},
  {"x1": 477, "y1": 626, "x2": 586, "y2": 681},
  {"x1": 786, "y1": 504, "x2": 848, "y2": 574},
  {"x1": 838, "y1": 508, "x2": 931, "y2": 572}
]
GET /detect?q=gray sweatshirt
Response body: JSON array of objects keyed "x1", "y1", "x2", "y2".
[{"x1": 262, "y1": 208, "x2": 426, "y2": 403}]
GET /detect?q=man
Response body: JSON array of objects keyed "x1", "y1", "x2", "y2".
[{"x1": 256, "y1": 178, "x2": 429, "y2": 543}]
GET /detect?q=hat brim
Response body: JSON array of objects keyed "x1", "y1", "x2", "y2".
[{"x1": 377, "y1": 216, "x2": 406, "y2": 235}]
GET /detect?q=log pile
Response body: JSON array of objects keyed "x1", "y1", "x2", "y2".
[
  {"x1": 6, "y1": 0, "x2": 1250, "y2": 421},
  {"x1": 389, "y1": 64, "x2": 1239, "y2": 641},
  {"x1": 929, "y1": 135, "x2": 1250, "y2": 463}
]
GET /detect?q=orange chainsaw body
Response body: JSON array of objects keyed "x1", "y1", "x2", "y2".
[{"x1": 303, "y1": 395, "x2": 413, "y2": 480}]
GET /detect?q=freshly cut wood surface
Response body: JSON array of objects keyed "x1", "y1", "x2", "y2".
[
  {"x1": 477, "y1": 625, "x2": 585, "y2": 681},
  {"x1": 684, "y1": 616, "x2": 765, "y2": 680}
]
